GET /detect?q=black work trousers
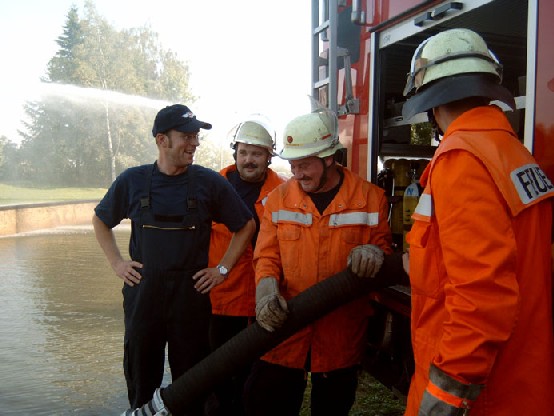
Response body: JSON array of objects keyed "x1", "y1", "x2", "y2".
[
  {"x1": 244, "y1": 359, "x2": 359, "y2": 416},
  {"x1": 123, "y1": 268, "x2": 211, "y2": 415},
  {"x1": 208, "y1": 315, "x2": 253, "y2": 416}
]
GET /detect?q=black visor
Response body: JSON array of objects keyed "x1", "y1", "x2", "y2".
[{"x1": 402, "y1": 74, "x2": 515, "y2": 120}]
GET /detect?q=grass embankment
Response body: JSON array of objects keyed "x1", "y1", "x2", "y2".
[
  {"x1": 300, "y1": 371, "x2": 406, "y2": 416},
  {"x1": 0, "y1": 183, "x2": 107, "y2": 206}
]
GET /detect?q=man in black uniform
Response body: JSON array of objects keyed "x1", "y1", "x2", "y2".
[{"x1": 92, "y1": 104, "x2": 255, "y2": 415}]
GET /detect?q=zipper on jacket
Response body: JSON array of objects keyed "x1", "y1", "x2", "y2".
[{"x1": 142, "y1": 224, "x2": 196, "y2": 231}]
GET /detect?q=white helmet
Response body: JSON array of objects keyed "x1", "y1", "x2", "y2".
[
  {"x1": 230, "y1": 120, "x2": 276, "y2": 155},
  {"x1": 280, "y1": 108, "x2": 343, "y2": 160},
  {"x1": 402, "y1": 28, "x2": 515, "y2": 119}
]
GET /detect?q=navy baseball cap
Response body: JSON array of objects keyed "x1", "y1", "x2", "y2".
[{"x1": 152, "y1": 104, "x2": 212, "y2": 136}]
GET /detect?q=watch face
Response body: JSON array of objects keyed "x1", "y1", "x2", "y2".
[{"x1": 218, "y1": 265, "x2": 228, "y2": 276}]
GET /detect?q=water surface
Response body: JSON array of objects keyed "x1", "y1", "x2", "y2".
[{"x1": 0, "y1": 225, "x2": 169, "y2": 415}]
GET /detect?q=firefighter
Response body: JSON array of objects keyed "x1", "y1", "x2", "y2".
[
  {"x1": 207, "y1": 118, "x2": 285, "y2": 415},
  {"x1": 244, "y1": 107, "x2": 393, "y2": 416},
  {"x1": 92, "y1": 104, "x2": 255, "y2": 415},
  {"x1": 401, "y1": 28, "x2": 554, "y2": 415}
]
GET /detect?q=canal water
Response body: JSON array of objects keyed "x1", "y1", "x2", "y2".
[{"x1": 0, "y1": 224, "x2": 170, "y2": 415}]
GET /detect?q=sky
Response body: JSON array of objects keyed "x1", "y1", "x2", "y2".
[{"x1": 0, "y1": 0, "x2": 312, "y2": 153}]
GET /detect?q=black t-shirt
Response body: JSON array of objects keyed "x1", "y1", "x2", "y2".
[
  {"x1": 308, "y1": 170, "x2": 344, "y2": 214},
  {"x1": 227, "y1": 169, "x2": 264, "y2": 246},
  {"x1": 95, "y1": 163, "x2": 253, "y2": 259}
]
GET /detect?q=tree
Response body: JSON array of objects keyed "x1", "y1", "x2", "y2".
[
  {"x1": 18, "y1": 0, "x2": 194, "y2": 187},
  {"x1": 0, "y1": 135, "x2": 20, "y2": 181},
  {"x1": 47, "y1": 5, "x2": 84, "y2": 84},
  {"x1": 193, "y1": 136, "x2": 234, "y2": 172}
]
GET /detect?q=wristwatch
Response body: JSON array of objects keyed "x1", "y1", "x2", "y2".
[{"x1": 217, "y1": 264, "x2": 229, "y2": 278}]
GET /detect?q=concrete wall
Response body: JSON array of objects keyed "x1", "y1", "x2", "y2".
[{"x1": 0, "y1": 200, "x2": 99, "y2": 237}]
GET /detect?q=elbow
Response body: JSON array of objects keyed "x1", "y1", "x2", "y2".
[
  {"x1": 92, "y1": 213, "x2": 100, "y2": 227},
  {"x1": 92, "y1": 214, "x2": 108, "y2": 232},
  {"x1": 246, "y1": 218, "x2": 256, "y2": 237},
  {"x1": 237, "y1": 218, "x2": 256, "y2": 242}
]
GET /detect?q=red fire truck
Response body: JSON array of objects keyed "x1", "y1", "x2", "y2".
[{"x1": 310, "y1": 0, "x2": 553, "y2": 398}]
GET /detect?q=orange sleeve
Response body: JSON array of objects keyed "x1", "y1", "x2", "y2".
[{"x1": 431, "y1": 150, "x2": 519, "y2": 383}]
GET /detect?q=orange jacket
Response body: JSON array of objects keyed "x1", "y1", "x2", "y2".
[
  {"x1": 406, "y1": 106, "x2": 554, "y2": 415},
  {"x1": 209, "y1": 165, "x2": 285, "y2": 316},
  {"x1": 253, "y1": 166, "x2": 392, "y2": 372}
]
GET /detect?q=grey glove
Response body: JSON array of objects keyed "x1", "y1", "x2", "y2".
[
  {"x1": 255, "y1": 276, "x2": 289, "y2": 332},
  {"x1": 347, "y1": 244, "x2": 384, "y2": 278},
  {"x1": 121, "y1": 388, "x2": 171, "y2": 416}
]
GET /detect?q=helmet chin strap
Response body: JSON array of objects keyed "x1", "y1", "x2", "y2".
[{"x1": 427, "y1": 109, "x2": 443, "y2": 143}]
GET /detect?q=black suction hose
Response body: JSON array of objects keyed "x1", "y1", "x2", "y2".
[{"x1": 162, "y1": 254, "x2": 406, "y2": 414}]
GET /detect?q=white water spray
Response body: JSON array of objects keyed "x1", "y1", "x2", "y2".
[
  {"x1": 36, "y1": 82, "x2": 172, "y2": 109},
  {"x1": 3, "y1": 81, "x2": 173, "y2": 145}
]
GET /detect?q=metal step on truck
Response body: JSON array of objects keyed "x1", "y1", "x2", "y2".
[{"x1": 310, "y1": 0, "x2": 553, "y2": 401}]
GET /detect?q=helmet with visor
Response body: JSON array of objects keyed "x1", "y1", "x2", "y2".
[{"x1": 402, "y1": 28, "x2": 515, "y2": 120}]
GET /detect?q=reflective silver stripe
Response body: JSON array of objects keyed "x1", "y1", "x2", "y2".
[
  {"x1": 328, "y1": 212, "x2": 379, "y2": 227},
  {"x1": 510, "y1": 163, "x2": 554, "y2": 204},
  {"x1": 429, "y1": 364, "x2": 483, "y2": 401},
  {"x1": 261, "y1": 196, "x2": 268, "y2": 206},
  {"x1": 414, "y1": 193, "x2": 433, "y2": 218},
  {"x1": 271, "y1": 210, "x2": 312, "y2": 225}
]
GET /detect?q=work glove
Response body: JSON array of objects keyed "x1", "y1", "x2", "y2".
[
  {"x1": 255, "y1": 276, "x2": 289, "y2": 332},
  {"x1": 121, "y1": 388, "x2": 171, "y2": 416},
  {"x1": 347, "y1": 244, "x2": 384, "y2": 278}
]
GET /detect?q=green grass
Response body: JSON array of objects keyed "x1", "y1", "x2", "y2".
[
  {"x1": 0, "y1": 183, "x2": 107, "y2": 206},
  {"x1": 300, "y1": 371, "x2": 406, "y2": 415}
]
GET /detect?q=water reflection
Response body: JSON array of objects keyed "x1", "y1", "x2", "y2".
[{"x1": 0, "y1": 225, "x2": 165, "y2": 415}]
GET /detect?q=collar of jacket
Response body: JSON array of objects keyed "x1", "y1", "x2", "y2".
[
  {"x1": 220, "y1": 163, "x2": 285, "y2": 202},
  {"x1": 419, "y1": 105, "x2": 514, "y2": 189},
  {"x1": 281, "y1": 166, "x2": 368, "y2": 212},
  {"x1": 442, "y1": 104, "x2": 514, "y2": 139}
]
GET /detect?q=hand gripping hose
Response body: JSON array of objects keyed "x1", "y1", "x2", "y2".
[{"x1": 162, "y1": 254, "x2": 405, "y2": 414}]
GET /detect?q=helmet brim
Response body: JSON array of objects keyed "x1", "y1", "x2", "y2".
[
  {"x1": 233, "y1": 140, "x2": 278, "y2": 156},
  {"x1": 402, "y1": 74, "x2": 515, "y2": 120},
  {"x1": 279, "y1": 141, "x2": 344, "y2": 161}
]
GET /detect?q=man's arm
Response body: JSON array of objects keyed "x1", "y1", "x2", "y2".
[
  {"x1": 92, "y1": 214, "x2": 143, "y2": 286},
  {"x1": 415, "y1": 151, "x2": 518, "y2": 414},
  {"x1": 193, "y1": 218, "x2": 256, "y2": 294},
  {"x1": 432, "y1": 152, "x2": 519, "y2": 379}
]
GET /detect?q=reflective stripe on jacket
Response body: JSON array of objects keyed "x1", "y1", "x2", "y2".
[
  {"x1": 406, "y1": 105, "x2": 554, "y2": 415},
  {"x1": 254, "y1": 167, "x2": 392, "y2": 372},
  {"x1": 209, "y1": 165, "x2": 285, "y2": 316}
]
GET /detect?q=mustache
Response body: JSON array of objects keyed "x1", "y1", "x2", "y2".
[{"x1": 242, "y1": 163, "x2": 259, "y2": 169}]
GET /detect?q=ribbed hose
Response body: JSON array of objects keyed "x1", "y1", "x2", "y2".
[{"x1": 162, "y1": 254, "x2": 405, "y2": 414}]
